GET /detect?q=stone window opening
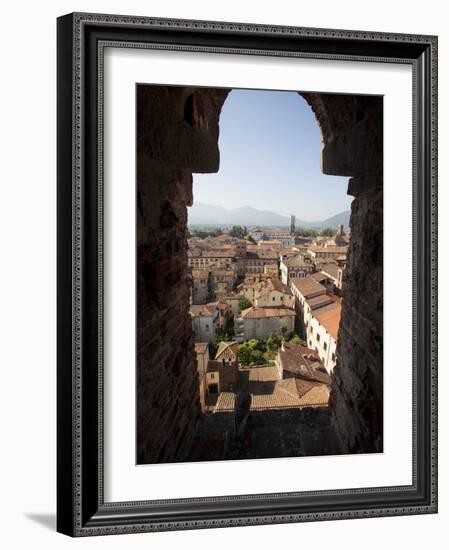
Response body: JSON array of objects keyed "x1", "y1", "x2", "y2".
[{"x1": 136, "y1": 85, "x2": 383, "y2": 463}]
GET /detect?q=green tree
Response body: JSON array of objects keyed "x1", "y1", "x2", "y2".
[
  {"x1": 266, "y1": 332, "x2": 283, "y2": 352},
  {"x1": 246, "y1": 338, "x2": 266, "y2": 352},
  {"x1": 229, "y1": 225, "x2": 245, "y2": 239},
  {"x1": 295, "y1": 227, "x2": 319, "y2": 238},
  {"x1": 238, "y1": 297, "x2": 252, "y2": 314},
  {"x1": 321, "y1": 227, "x2": 337, "y2": 237},
  {"x1": 238, "y1": 343, "x2": 253, "y2": 365},
  {"x1": 223, "y1": 315, "x2": 235, "y2": 338},
  {"x1": 289, "y1": 334, "x2": 306, "y2": 346},
  {"x1": 238, "y1": 341, "x2": 267, "y2": 365},
  {"x1": 250, "y1": 349, "x2": 264, "y2": 364}
]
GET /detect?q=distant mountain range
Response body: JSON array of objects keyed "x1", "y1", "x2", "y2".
[{"x1": 187, "y1": 203, "x2": 350, "y2": 229}]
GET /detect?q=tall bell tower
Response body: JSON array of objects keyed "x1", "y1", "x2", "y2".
[{"x1": 289, "y1": 214, "x2": 296, "y2": 235}]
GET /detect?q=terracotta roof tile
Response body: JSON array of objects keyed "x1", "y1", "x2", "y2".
[
  {"x1": 291, "y1": 277, "x2": 327, "y2": 298},
  {"x1": 240, "y1": 306, "x2": 296, "y2": 319},
  {"x1": 320, "y1": 263, "x2": 340, "y2": 279},
  {"x1": 278, "y1": 343, "x2": 331, "y2": 384},
  {"x1": 314, "y1": 302, "x2": 342, "y2": 340},
  {"x1": 254, "y1": 277, "x2": 292, "y2": 296},
  {"x1": 190, "y1": 302, "x2": 218, "y2": 317},
  {"x1": 215, "y1": 341, "x2": 239, "y2": 361}
]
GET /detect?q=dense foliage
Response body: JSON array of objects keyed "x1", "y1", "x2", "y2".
[
  {"x1": 294, "y1": 226, "x2": 338, "y2": 238},
  {"x1": 236, "y1": 331, "x2": 302, "y2": 366},
  {"x1": 229, "y1": 225, "x2": 247, "y2": 239},
  {"x1": 238, "y1": 297, "x2": 253, "y2": 314},
  {"x1": 189, "y1": 227, "x2": 223, "y2": 239}
]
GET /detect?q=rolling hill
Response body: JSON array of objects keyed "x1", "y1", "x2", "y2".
[{"x1": 188, "y1": 203, "x2": 350, "y2": 229}]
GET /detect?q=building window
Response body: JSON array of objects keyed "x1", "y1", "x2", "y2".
[
  {"x1": 205, "y1": 324, "x2": 209, "y2": 331},
  {"x1": 332, "y1": 353, "x2": 336, "y2": 362},
  {"x1": 324, "y1": 342, "x2": 327, "y2": 351},
  {"x1": 210, "y1": 373, "x2": 215, "y2": 379},
  {"x1": 317, "y1": 333, "x2": 320, "y2": 342}
]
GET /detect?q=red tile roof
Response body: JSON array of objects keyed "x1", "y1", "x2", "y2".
[
  {"x1": 278, "y1": 343, "x2": 331, "y2": 384},
  {"x1": 291, "y1": 277, "x2": 327, "y2": 298},
  {"x1": 254, "y1": 277, "x2": 292, "y2": 296},
  {"x1": 190, "y1": 302, "x2": 218, "y2": 317},
  {"x1": 240, "y1": 306, "x2": 296, "y2": 319},
  {"x1": 215, "y1": 341, "x2": 239, "y2": 361},
  {"x1": 314, "y1": 301, "x2": 342, "y2": 340}
]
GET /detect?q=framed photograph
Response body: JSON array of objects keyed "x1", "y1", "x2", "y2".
[{"x1": 57, "y1": 12, "x2": 438, "y2": 536}]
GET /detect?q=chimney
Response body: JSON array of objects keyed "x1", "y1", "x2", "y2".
[{"x1": 339, "y1": 223, "x2": 344, "y2": 235}]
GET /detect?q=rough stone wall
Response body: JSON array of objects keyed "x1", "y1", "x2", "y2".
[
  {"x1": 302, "y1": 93, "x2": 384, "y2": 454},
  {"x1": 329, "y1": 176, "x2": 383, "y2": 452},
  {"x1": 301, "y1": 93, "x2": 383, "y2": 177},
  {"x1": 137, "y1": 85, "x2": 229, "y2": 464}
]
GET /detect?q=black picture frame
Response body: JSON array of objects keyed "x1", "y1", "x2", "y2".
[{"x1": 57, "y1": 12, "x2": 438, "y2": 536}]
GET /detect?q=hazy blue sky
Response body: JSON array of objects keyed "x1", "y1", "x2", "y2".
[{"x1": 192, "y1": 89, "x2": 353, "y2": 221}]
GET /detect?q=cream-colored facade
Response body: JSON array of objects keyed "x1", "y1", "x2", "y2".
[
  {"x1": 242, "y1": 278, "x2": 294, "y2": 309},
  {"x1": 239, "y1": 307, "x2": 296, "y2": 340},
  {"x1": 306, "y1": 315, "x2": 338, "y2": 373}
]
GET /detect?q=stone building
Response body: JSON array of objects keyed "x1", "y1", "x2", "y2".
[
  {"x1": 291, "y1": 276, "x2": 330, "y2": 332},
  {"x1": 280, "y1": 253, "x2": 315, "y2": 285},
  {"x1": 205, "y1": 354, "x2": 239, "y2": 395},
  {"x1": 307, "y1": 245, "x2": 348, "y2": 261},
  {"x1": 264, "y1": 230, "x2": 296, "y2": 246},
  {"x1": 190, "y1": 303, "x2": 219, "y2": 343},
  {"x1": 239, "y1": 250, "x2": 278, "y2": 275},
  {"x1": 242, "y1": 277, "x2": 295, "y2": 309},
  {"x1": 188, "y1": 248, "x2": 236, "y2": 271},
  {"x1": 334, "y1": 224, "x2": 351, "y2": 247},
  {"x1": 238, "y1": 306, "x2": 296, "y2": 340},
  {"x1": 194, "y1": 342, "x2": 210, "y2": 412},
  {"x1": 224, "y1": 294, "x2": 242, "y2": 317},
  {"x1": 214, "y1": 341, "x2": 240, "y2": 392},
  {"x1": 205, "y1": 361, "x2": 221, "y2": 395},
  {"x1": 248, "y1": 230, "x2": 264, "y2": 242},
  {"x1": 233, "y1": 239, "x2": 247, "y2": 258},
  {"x1": 191, "y1": 269, "x2": 211, "y2": 304},
  {"x1": 291, "y1": 277, "x2": 341, "y2": 373},
  {"x1": 263, "y1": 265, "x2": 279, "y2": 278},
  {"x1": 257, "y1": 239, "x2": 283, "y2": 250},
  {"x1": 210, "y1": 267, "x2": 237, "y2": 297},
  {"x1": 307, "y1": 301, "x2": 341, "y2": 373},
  {"x1": 291, "y1": 276, "x2": 328, "y2": 310},
  {"x1": 276, "y1": 342, "x2": 331, "y2": 385},
  {"x1": 320, "y1": 262, "x2": 345, "y2": 294}
]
